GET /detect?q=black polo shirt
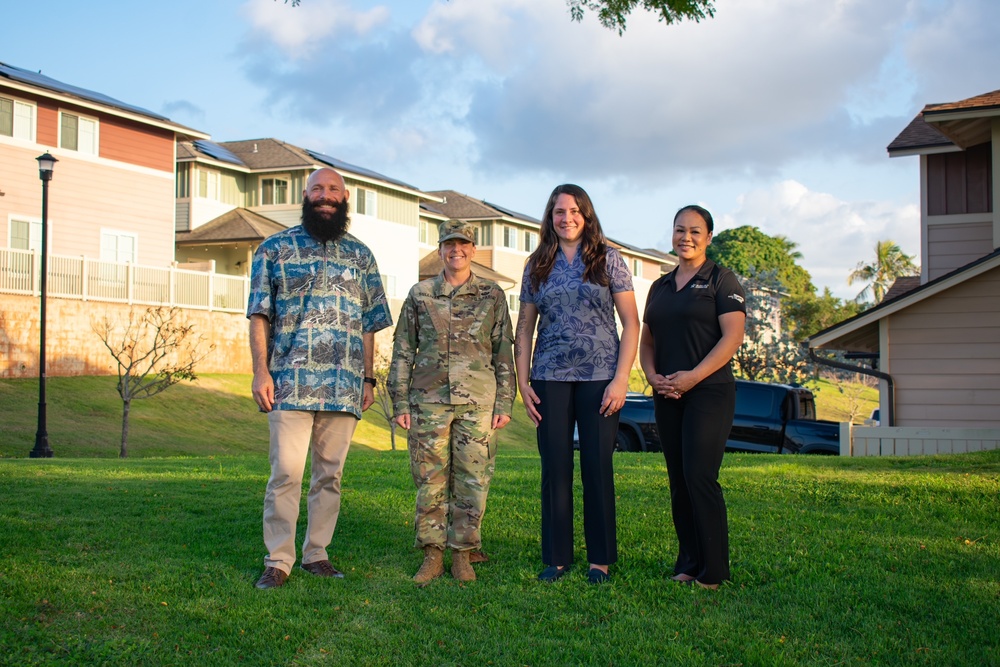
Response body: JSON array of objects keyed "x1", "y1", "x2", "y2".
[{"x1": 643, "y1": 259, "x2": 746, "y2": 385}]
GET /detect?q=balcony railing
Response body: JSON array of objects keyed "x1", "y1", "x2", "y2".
[{"x1": 0, "y1": 247, "x2": 249, "y2": 313}]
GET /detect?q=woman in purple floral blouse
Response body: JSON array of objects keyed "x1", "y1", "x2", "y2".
[{"x1": 515, "y1": 184, "x2": 639, "y2": 585}]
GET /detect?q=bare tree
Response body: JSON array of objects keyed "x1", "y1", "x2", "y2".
[
  {"x1": 831, "y1": 367, "x2": 878, "y2": 423},
  {"x1": 368, "y1": 340, "x2": 400, "y2": 451},
  {"x1": 93, "y1": 307, "x2": 214, "y2": 458}
]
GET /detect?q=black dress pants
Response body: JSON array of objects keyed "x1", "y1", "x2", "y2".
[
  {"x1": 653, "y1": 382, "x2": 734, "y2": 584},
  {"x1": 533, "y1": 380, "x2": 619, "y2": 567}
]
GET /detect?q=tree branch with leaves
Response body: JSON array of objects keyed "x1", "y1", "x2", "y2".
[
  {"x1": 278, "y1": 0, "x2": 716, "y2": 34},
  {"x1": 93, "y1": 307, "x2": 214, "y2": 458}
]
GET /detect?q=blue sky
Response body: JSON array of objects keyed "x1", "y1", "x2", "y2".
[{"x1": 5, "y1": 0, "x2": 999, "y2": 299}]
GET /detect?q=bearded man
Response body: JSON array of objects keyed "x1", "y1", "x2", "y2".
[{"x1": 248, "y1": 167, "x2": 392, "y2": 589}]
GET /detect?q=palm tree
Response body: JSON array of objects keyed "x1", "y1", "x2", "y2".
[{"x1": 848, "y1": 240, "x2": 918, "y2": 304}]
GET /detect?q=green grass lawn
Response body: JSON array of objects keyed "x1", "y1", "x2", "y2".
[{"x1": 0, "y1": 376, "x2": 995, "y2": 665}]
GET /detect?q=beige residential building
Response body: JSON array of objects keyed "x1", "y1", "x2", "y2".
[
  {"x1": 810, "y1": 88, "x2": 1000, "y2": 432},
  {"x1": 419, "y1": 190, "x2": 674, "y2": 320},
  {"x1": 174, "y1": 138, "x2": 444, "y2": 318}
]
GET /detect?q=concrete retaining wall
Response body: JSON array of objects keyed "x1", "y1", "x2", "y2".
[{"x1": 0, "y1": 294, "x2": 250, "y2": 377}]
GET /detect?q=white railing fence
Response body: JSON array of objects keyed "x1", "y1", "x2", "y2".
[
  {"x1": 840, "y1": 423, "x2": 1000, "y2": 457},
  {"x1": 0, "y1": 247, "x2": 249, "y2": 313}
]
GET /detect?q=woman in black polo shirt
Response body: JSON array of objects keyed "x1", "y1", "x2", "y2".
[{"x1": 639, "y1": 205, "x2": 746, "y2": 589}]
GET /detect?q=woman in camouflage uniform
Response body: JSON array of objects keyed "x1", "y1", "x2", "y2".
[{"x1": 389, "y1": 220, "x2": 516, "y2": 583}]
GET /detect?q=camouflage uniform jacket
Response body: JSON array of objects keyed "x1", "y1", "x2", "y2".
[
  {"x1": 247, "y1": 225, "x2": 392, "y2": 418},
  {"x1": 388, "y1": 271, "x2": 515, "y2": 417}
]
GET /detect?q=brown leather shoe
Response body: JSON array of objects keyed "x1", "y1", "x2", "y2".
[
  {"x1": 469, "y1": 550, "x2": 489, "y2": 564},
  {"x1": 301, "y1": 560, "x2": 345, "y2": 578},
  {"x1": 451, "y1": 550, "x2": 475, "y2": 582},
  {"x1": 255, "y1": 567, "x2": 288, "y2": 589},
  {"x1": 413, "y1": 546, "x2": 445, "y2": 584}
]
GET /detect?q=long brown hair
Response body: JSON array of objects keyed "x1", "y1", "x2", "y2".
[{"x1": 527, "y1": 184, "x2": 609, "y2": 291}]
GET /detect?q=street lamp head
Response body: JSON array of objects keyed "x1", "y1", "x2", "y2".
[{"x1": 36, "y1": 152, "x2": 58, "y2": 181}]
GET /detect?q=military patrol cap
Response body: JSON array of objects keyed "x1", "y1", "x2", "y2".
[{"x1": 438, "y1": 220, "x2": 477, "y2": 244}]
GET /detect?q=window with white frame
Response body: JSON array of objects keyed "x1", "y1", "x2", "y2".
[
  {"x1": 502, "y1": 225, "x2": 518, "y2": 249},
  {"x1": 523, "y1": 230, "x2": 538, "y2": 253},
  {"x1": 176, "y1": 163, "x2": 190, "y2": 198},
  {"x1": 508, "y1": 293, "x2": 520, "y2": 313},
  {"x1": 261, "y1": 176, "x2": 290, "y2": 205},
  {"x1": 476, "y1": 222, "x2": 493, "y2": 246},
  {"x1": 356, "y1": 187, "x2": 377, "y2": 218},
  {"x1": 59, "y1": 112, "x2": 98, "y2": 155},
  {"x1": 198, "y1": 168, "x2": 219, "y2": 199},
  {"x1": 100, "y1": 230, "x2": 137, "y2": 264},
  {"x1": 0, "y1": 96, "x2": 36, "y2": 141},
  {"x1": 9, "y1": 218, "x2": 43, "y2": 252},
  {"x1": 419, "y1": 220, "x2": 439, "y2": 245},
  {"x1": 631, "y1": 258, "x2": 642, "y2": 277}
]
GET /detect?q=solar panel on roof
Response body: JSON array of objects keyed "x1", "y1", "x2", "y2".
[
  {"x1": 0, "y1": 61, "x2": 168, "y2": 121},
  {"x1": 482, "y1": 200, "x2": 540, "y2": 223},
  {"x1": 304, "y1": 149, "x2": 420, "y2": 191},
  {"x1": 193, "y1": 140, "x2": 245, "y2": 166}
]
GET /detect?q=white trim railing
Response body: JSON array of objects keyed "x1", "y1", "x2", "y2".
[
  {"x1": 0, "y1": 247, "x2": 249, "y2": 313},
  {"x1": 840, "y1": 423, "x2": 1000, "y2": 457}
]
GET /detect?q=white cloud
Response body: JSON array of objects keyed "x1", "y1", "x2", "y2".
[
  {"x1": 412, "y1": 0, "x2": 540, "y2": 66},
  {"x1": 243, "y1": 0, "x2": 390, "y2": 59},
  {"x1": 717, "y1": 180, "x2": 920, "y2": 300},
  {"x1": 903, "y1": 0, "x2": 1000, "y2": 102},
  {"x1": 453, "y1": 0, "x2": 917, "y2": 178},
  {"x1": 235, "y1": 0, "x2": 999, "y2": 185}
]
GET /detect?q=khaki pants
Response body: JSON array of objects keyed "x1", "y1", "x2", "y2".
[{"x1": 263, "y1": 410, "x2": 357, "y2": 574}]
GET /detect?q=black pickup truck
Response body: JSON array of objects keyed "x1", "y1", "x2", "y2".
[{"x1": 614, "y1": 379, "x2": 841, "y2": 455}]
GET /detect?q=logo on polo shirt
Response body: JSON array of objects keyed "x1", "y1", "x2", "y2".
[
  {"x1": 729, "y1": 294, "x2": 745, "y2": 304},
  {"x1": 691, "y1": 284, "x2": 709, "y2": 289}
]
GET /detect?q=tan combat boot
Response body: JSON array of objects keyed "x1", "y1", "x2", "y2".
[
  {"x1": 413, "y1": 546, "x2": 444, "y2": 584},
  {"x1": 451, "y1": 549, "x2": 476, "y2": 582}
]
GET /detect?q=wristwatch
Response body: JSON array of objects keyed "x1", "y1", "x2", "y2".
[{"x1": 363, "y1": 377, "x2": 377, "y2": 386}]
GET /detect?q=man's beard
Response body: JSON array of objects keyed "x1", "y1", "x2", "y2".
[{"x1": 301, "y1": 196, "x2": 350, "y2": 244}]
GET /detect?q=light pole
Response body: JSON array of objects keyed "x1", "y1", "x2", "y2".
[{"x1": 30, "y1": 152, "x2": 57, "y2": 458}]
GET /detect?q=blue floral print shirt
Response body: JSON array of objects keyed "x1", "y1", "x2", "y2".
[
  {"x1": 247, "y1": 226, "x2": 393, "y2": 417},
  {"x1": 519, "y1": 247, "x2": 633, "y2": 382}
]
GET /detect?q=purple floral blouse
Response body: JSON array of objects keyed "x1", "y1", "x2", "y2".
[{"x1": 520, "y1": 247, "x2": 633, "y2": 382}]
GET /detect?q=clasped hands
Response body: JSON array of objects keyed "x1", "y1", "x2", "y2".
[{"x1": 649, "y1": 371, "x2": 693, "y2": 400}]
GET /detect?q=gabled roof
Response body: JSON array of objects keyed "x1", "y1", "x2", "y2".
[
  {"x1": 887, "y1": 110, "x2": 955, "y2": 155},
  {"x1": 425, "y1": 190, "x2": 540, "y2": 224},
  {"x1": 175, "y1": 208, "x2": 287, "y2": 245},
  {"x1": 424, "y1": 191, "x2": 668, "y2": 264},
  {"x1": 179, "y1": 137, "x2": 430, "y2": 197},
  {"x1": 1, "y1": 61, "x2": 165, "y2": 119},
  {"x1": 924, "y1": 89, "x2": 1000, "y2": 114},
  {"x1": 639, "y1": 246, "x2": 680, "y2": 269},
  {"x1": 808, "y1": 248, "x2": 1000, "y2": 352},
  {"x1": 881, "y1": 276, "x2": 920, "y2": 302},
  {"x1": 192, "y1": 140, "x2": 243, "y2": 166},
  {"x1": 889, "y1": 88, "x2": 1000, "y2": 155},
  {"x1": 0, "y1": 60, "x2": 208, "y2": 139}
]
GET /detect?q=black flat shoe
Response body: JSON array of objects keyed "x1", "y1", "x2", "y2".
[
  {"x1": 537, "y1": 565, "x2": 568, "y2": 582},
  {"x1": 587, "y1": 568, "x2": 610, "y2": 584}
]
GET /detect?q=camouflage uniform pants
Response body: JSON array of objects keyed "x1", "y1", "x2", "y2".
[{"x1": 408, "y1": 402, "x2": 497, "y2": 550}]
